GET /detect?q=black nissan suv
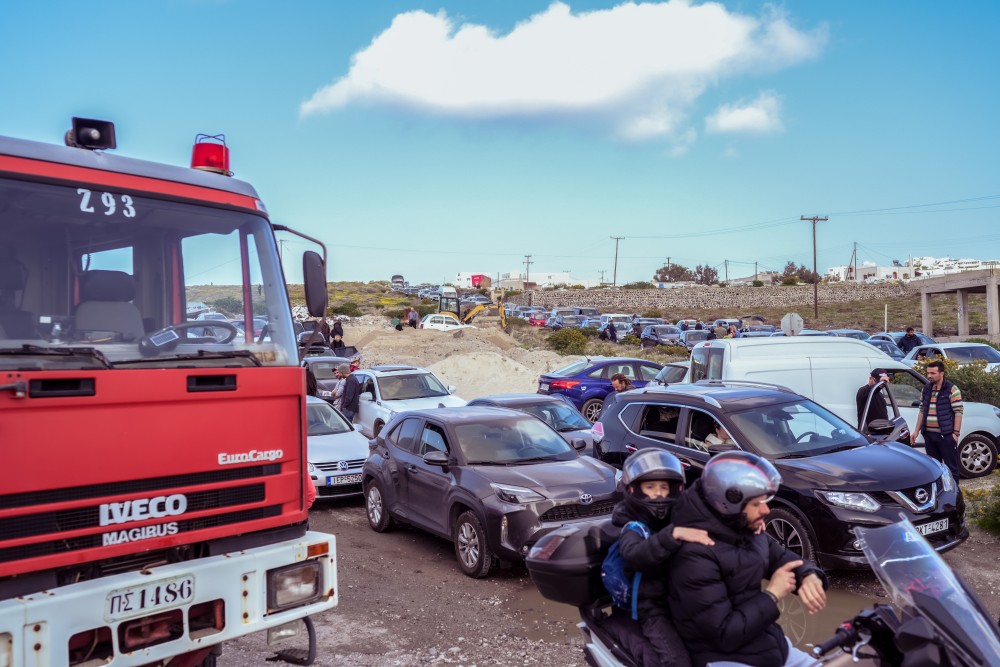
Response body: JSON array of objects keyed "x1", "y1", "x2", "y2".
[{"x1": 592, "y1": 381, "x2": 967, "y2": 569}]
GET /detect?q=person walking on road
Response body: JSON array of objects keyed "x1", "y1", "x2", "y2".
[
  {"x1": 898, "y1": 327, "x2": 922, "y2": 355},
  {"x1": 338, "y1": 363, "x2": 361, "y2": 423},
  {"x1": 914, "y1": 360, "x2": 963, "y2": 480},
  {"x1": 408, "y1": 307, "x2": 419, "y2": 329},
  {"x1": 856, "y1": 369, "x2": 890, "y2": 431}
]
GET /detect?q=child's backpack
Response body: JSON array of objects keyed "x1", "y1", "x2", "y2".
[{"x1": 601, "y1": 521, "x2": 650, "y2": 620}]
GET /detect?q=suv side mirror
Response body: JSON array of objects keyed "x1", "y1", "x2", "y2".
[
  {"x1": 573, "y1": 439, "x2": 587, "y2": 451},
  {"x1": 423, "y1": 451, "x2": 450, "y2": 466},
  {"x1": 447, "y1": 385, "x2": 457, "y2": 394}
]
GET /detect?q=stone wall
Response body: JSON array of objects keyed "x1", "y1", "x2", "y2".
[{"x1": 506, "y1": 283, "x2": 916, "y2": 313}]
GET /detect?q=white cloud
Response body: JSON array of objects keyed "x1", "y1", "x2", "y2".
[
  {"x1": 705, "y1": 91, "x2": 783, "y2": 134},
  {"x1": 301, "y1": 1, "x2": 825, "y2": 143}
]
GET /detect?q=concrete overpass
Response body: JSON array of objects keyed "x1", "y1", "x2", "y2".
[{"x1": 918, "y1": 268, "x2": 1000, "y2": 339}]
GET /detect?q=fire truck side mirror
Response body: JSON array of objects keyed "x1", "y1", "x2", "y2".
[{"x1": 303, "y1": 251, "x2": 328, "y2": 318}]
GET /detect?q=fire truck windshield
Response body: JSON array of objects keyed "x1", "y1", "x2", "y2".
[{"x1": 0, "y1": 176, "x2": 298, "y2": 367}]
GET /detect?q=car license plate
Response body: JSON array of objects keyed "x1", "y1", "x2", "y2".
[
  {"x1": 539, "y1": 383, "x2": 549, "y2": 391},
  {"x1": 105, "y1": 574, "x2": 194, "y2": 622},
  {"x1": 916, "y1": 518, "x2": 948, "y2": 536},
  {"x1": 328, "y1": 473, "x2": 363, "y2": 486}
]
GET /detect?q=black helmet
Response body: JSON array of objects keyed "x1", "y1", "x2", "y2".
[
  {"x1": 621, "y1": 449, "x2": 685, "y2": 521},
  {"x1": 701, "y1": 451, "x2": 780, "y2": 516}
]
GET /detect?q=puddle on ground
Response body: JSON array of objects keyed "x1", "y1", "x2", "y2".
[{"x1": 507, "y1": 577, "x2": 883, "y2": 648}]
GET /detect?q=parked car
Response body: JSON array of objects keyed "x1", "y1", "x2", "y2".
[
  {"x1": 419, "y1": 313, "x2": 473, "y2": 331},
  {"x1": 353, "y1": 365, "x2": 467, "y2": 437},
  {"x1": 687, "y1": 337, "x2": 1000, "y2": 478},
  {"x1": 828, "y1": 329, "x2": 871, "y2": 340},
  {"x1": 466, "y1": 394, "x2": 596, "y2": 456},
  {"x1": 362, "y1": 406, "x2": 619, "y2": 577},
  {"x1": 678, "y1": 329, "x2": 709, "y2": 350},
  {"x1": 650, "y1": 361, "x2": 689, "y2": 386},
  {"x1": 547, "y1": 315, "x2": 582, "y2": 331},
  {"x1": 591, "y1": 382, "x2": 967, "y2": 569},
  {"x1": 712, "y1": 318, "x2": 741, "y2": 329},
  {"x1": 675, "y1": 319, "x2": 698, "y2": 329},
  {"x1": 578, "y1": 317, "x2": 603, "y2": 330},
  {"x1": 639, "y1": 325, "x2": 682, "y2": 348},
  {"x1": 574, "y1": 307, "x2": 600, "y2": 318},
  {"x1": 303, "y1": 355, "x2": 353, "y2": 400},
  {"x1": 537, "y1": 357, "x2": 663, "y2": 423},
  {"x1": 528, "y1": 312, "x2": 548, "y2": 327},
  {"x1": 869, "y1": 331, "x2": 936, "y2": 347},
  {"x1": 866, "y1": 338, "x2": 905, "y2": 361},
  {"x1": 902, "y1": 342, "x2": 1000, "y2": 371},
  {"x1": 306, "y1": 396, "x2": 370, "y2": 499},
  {"x1": 739, "y1": 325, "x2": 777, "y2": 338}
]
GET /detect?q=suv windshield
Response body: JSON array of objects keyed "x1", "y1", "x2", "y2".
[
  {"x1": 0, "y1": 176, "x2": 297, "y2": 368},
  {"x1": 728, "y1": 399, "x2": 868, "y2": 458},
  {"x1": 377, "y1": 372, "x2": 449, "y2": 400},
  {"x1": 455, "y1": 418, "x2": 575, "y2": 464}
]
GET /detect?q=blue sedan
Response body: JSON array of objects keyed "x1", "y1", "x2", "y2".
[{"x1": 536, "y1": 357, "x2": 663, "y2": 423}]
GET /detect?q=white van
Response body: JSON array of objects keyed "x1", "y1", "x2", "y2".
[{"x1": 687, "y1": 337, "x2": 999, "y2": 478}]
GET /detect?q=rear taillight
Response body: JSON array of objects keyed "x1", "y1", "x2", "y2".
[{"x1": 549, "y1": 380, "x2": 580, "y2": 390}]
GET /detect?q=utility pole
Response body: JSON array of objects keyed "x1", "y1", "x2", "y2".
[
  {"x1": 754, "y1": 261, "x2": 758, "y2": 283},
  {"x1": 724, "y1": 260, "x2": 729, "y2": 283},
  {"x1": 611, "y1": 236, "x2": 624, "y2": 287},
  {"x1": 598, "y1": 269, "x2": 607, "y2": 286},
  {"x1": 801, "y1": 215, "x2": 828, "y2": 318},
  {"x1": 523, "y1": 255, "x2": 533, "y2": 289}
]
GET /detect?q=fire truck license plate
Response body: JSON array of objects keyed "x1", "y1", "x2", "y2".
[
  {"x1": 328, "y1": 473, "x2": 363, "y2": 485},
  {"x1": 916, "y1": 518, "x2": 948, "y2": 536},
  {"x1": 105, "y1": 574, "x2": 195, "y2": 622}
]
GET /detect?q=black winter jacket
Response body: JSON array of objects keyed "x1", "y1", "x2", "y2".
[
  {"x1": 611, "y1": 498, "x2": 681, "y2": 620},
  {"x1": 667, "y1": 481, "x2": 827, "y2": 667}
]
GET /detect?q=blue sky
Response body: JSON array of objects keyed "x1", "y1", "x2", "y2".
[{"x1": 2, "y1": 1, "x2": 998, "y2": 285}]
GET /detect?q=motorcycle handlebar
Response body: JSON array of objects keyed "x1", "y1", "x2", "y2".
[{"x1": 811, "y1": 624, "x2": 859, "y2": 657}]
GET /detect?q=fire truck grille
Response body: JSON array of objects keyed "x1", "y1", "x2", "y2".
[
  {"x1": 0, "y1": 505, "x2": 282, "y2": 564},
  {"x1": 0, "y1": 464, "x2": 281, "y2": 510},
  {"x1": 0, "y1": 485, "x2": 267, "y2": 540}
]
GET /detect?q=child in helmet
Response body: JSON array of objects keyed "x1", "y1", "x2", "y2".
[{"x1": 614, "y1": 449, "x2": 715, "y2": 667}]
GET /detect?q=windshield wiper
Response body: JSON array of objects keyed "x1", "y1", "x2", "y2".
[
  {"x1": 517, "y1": 455, "x2": 563, "y2": 463},
  {"x1": 115, "y1": 350, "x2": 262, "y2": 367},
  {"x1": 823, "y1": 444, "x2": 860, "y2": 454},
  {"x1": 466, "y1": 460, "x2": 506, "y2": 466},
  {"x1": 0, "y1": 345, "x2": 112, "y2": 369},
  {"x1": 556, "y1": 425, "x2": 585, "y2": 432},
  {"x1": 776, "y1": 453, "x2": 810, "y2": 459}
]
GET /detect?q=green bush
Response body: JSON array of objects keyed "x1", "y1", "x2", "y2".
[
  {"x1": 968, "y1": 483, "x2": 1000, "y2": 537},
  {"x1": 781, "y1": 277, "x2": 798, "y2": 286},
  {"x1": 416, "y1": 304, "x2": 438, "y2": 317},
  {"x1": 207, "y1": 297, "x2": 242, "y2": 316},
  {"x1": 578, "y1": 326, "x2": 600, "y2": 337},
  {"x1": 642, "y1": 309, "x2": 663, "y2": 318},
  {"x1": 948, "y1": 362, "x2": 1000, "y2": 407},
  {"x1": 548, "y1": 328, "x2": 587, "y2": 355},
  {"x1": 332, "y1": 301, "x2": 363, "y2": 317},
  {"x1": 506, "y1": 317, "x2": 529, "y2": 328},
  {"x1": 659, "y1": 344, "x2": 688, "y2": 357},
  {"x1": 718, "y1": 282, "x2": 728, "y2": 288},
  {"x1": 620, "y1": 281, "x2": 653, "y2": 290},
  {"x1": 752, "y1": 280, "x2": 765, "y2": 287},
  {"x1": 620, "y1": 334, "x2": 641, "y2": 346}
]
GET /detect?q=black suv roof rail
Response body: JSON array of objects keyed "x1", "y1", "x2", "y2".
[{"x1": 693, "y1": 379, "x2": 799, "y2": 395}]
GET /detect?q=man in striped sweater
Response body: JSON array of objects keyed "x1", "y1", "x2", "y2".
[{"x1": 914, "y1": 360, "x2": 963, "y2": 480}]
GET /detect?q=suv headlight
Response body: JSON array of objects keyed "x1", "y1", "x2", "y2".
[
  {"x1": 491, "y1": 483, "x2": 545, "y2": 504},
  {"x1": 817, "y1": 491, "x2": 881, "y2": 513},
  {"x1": 937, "y1": 460, "x2": 956, "y2": 492}
]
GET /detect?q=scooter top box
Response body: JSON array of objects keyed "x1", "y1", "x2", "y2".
[{"x1": 526, "y1": 518, "x2": 618, "y2": 607}]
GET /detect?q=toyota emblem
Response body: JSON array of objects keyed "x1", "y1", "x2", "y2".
[
  {"x1": 915, "y1": 487, "x2": 929, "y2": 504},
  {"x1": 337, "y1": 460, "x2": 349, "y2": 471},
  {"x1": 579, "y1": 493, "x2": 594, "y2": 505}
]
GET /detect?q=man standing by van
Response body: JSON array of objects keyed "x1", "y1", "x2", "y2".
[
  {"x1": 856, "y1": 369, "x2": 889, "y2": 431},
  {"x1": 913, "y1": 360, "x2": 963, "y2": 480}
]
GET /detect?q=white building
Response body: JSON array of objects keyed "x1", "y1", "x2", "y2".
[
  {"x1": 826, "y1": 256, "x2": 1000, "y2": 282},
  {"x1": 497, "y1": 270, "x2": 601, "y2": 290}
]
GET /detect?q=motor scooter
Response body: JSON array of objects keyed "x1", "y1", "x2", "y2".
[{"x1": 525, "y1": 518, "x2": 1000, "y2": 666}]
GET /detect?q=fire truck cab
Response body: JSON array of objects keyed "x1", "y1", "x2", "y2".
[{"x1": 0, "y1": 120, "x2": 336, "y2": 666}]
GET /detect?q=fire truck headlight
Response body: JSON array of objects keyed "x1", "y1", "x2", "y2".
[{"x1": 267, "y1": 561, "x2": 322, "y2": 611}]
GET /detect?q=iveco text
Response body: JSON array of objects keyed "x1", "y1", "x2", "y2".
[{"x1": 99, "y1": 494, "x2": 187, "y2": 526}]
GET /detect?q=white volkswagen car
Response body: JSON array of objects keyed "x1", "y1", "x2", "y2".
[
  {"x1": 419, "y1": 313, "x2": 473, "y2": 331},
  {"x1": 354, "y1": 365, "x2": 467, "y2": 437},
  {"x1": 306, "y1": 396, "x2": 371, "y2": 499}
]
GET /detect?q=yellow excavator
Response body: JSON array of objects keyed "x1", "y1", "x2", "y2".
[{"x1": 438, "y1": 288, "x2": 509, "y2": 332}]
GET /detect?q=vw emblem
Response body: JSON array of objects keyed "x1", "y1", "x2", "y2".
[
  {"x1": 915, "y1": 487, "x2": 929, "y2": 504},
  {"x1": 337, "y1": 460, "x2": 349, "y2": 471},
  {"x1": 579, "y1": 493, "x2": 594, "y2": 505}
]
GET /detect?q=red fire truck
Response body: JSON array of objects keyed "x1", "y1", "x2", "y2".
[{"x1": 0, "y1": 119, "x2": 337, "y2": 666}]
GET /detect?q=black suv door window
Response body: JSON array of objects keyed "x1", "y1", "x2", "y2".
[
  {"x1": 685, "y1": 409, "x2": 737, "y2": 453},
  {"x1": 636, "y1": 404, "x2": 681, "y2": 443},
  {"x1": 418, "y1": 423, "x2": 449, "y2": 456},
  {"x1": 391, "y1": 418, "x2": 423, "y2": 454}
]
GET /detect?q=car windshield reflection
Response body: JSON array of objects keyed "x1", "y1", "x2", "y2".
[
  {"x1": 377, "y1": 373, "x2": 450, "y2": 400},
  {"x1": 728, "y1": 400, "x2": 868, "y2": 458},
  {"x1": 307, "y1": 403, "x2": 352, "y2": 436},
  {"x1": 520, "y1": 403, "x2": 591, "y2": 432},
  {"x1": 455, "y1": 419, "x2": 575, "y2": 464}
]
